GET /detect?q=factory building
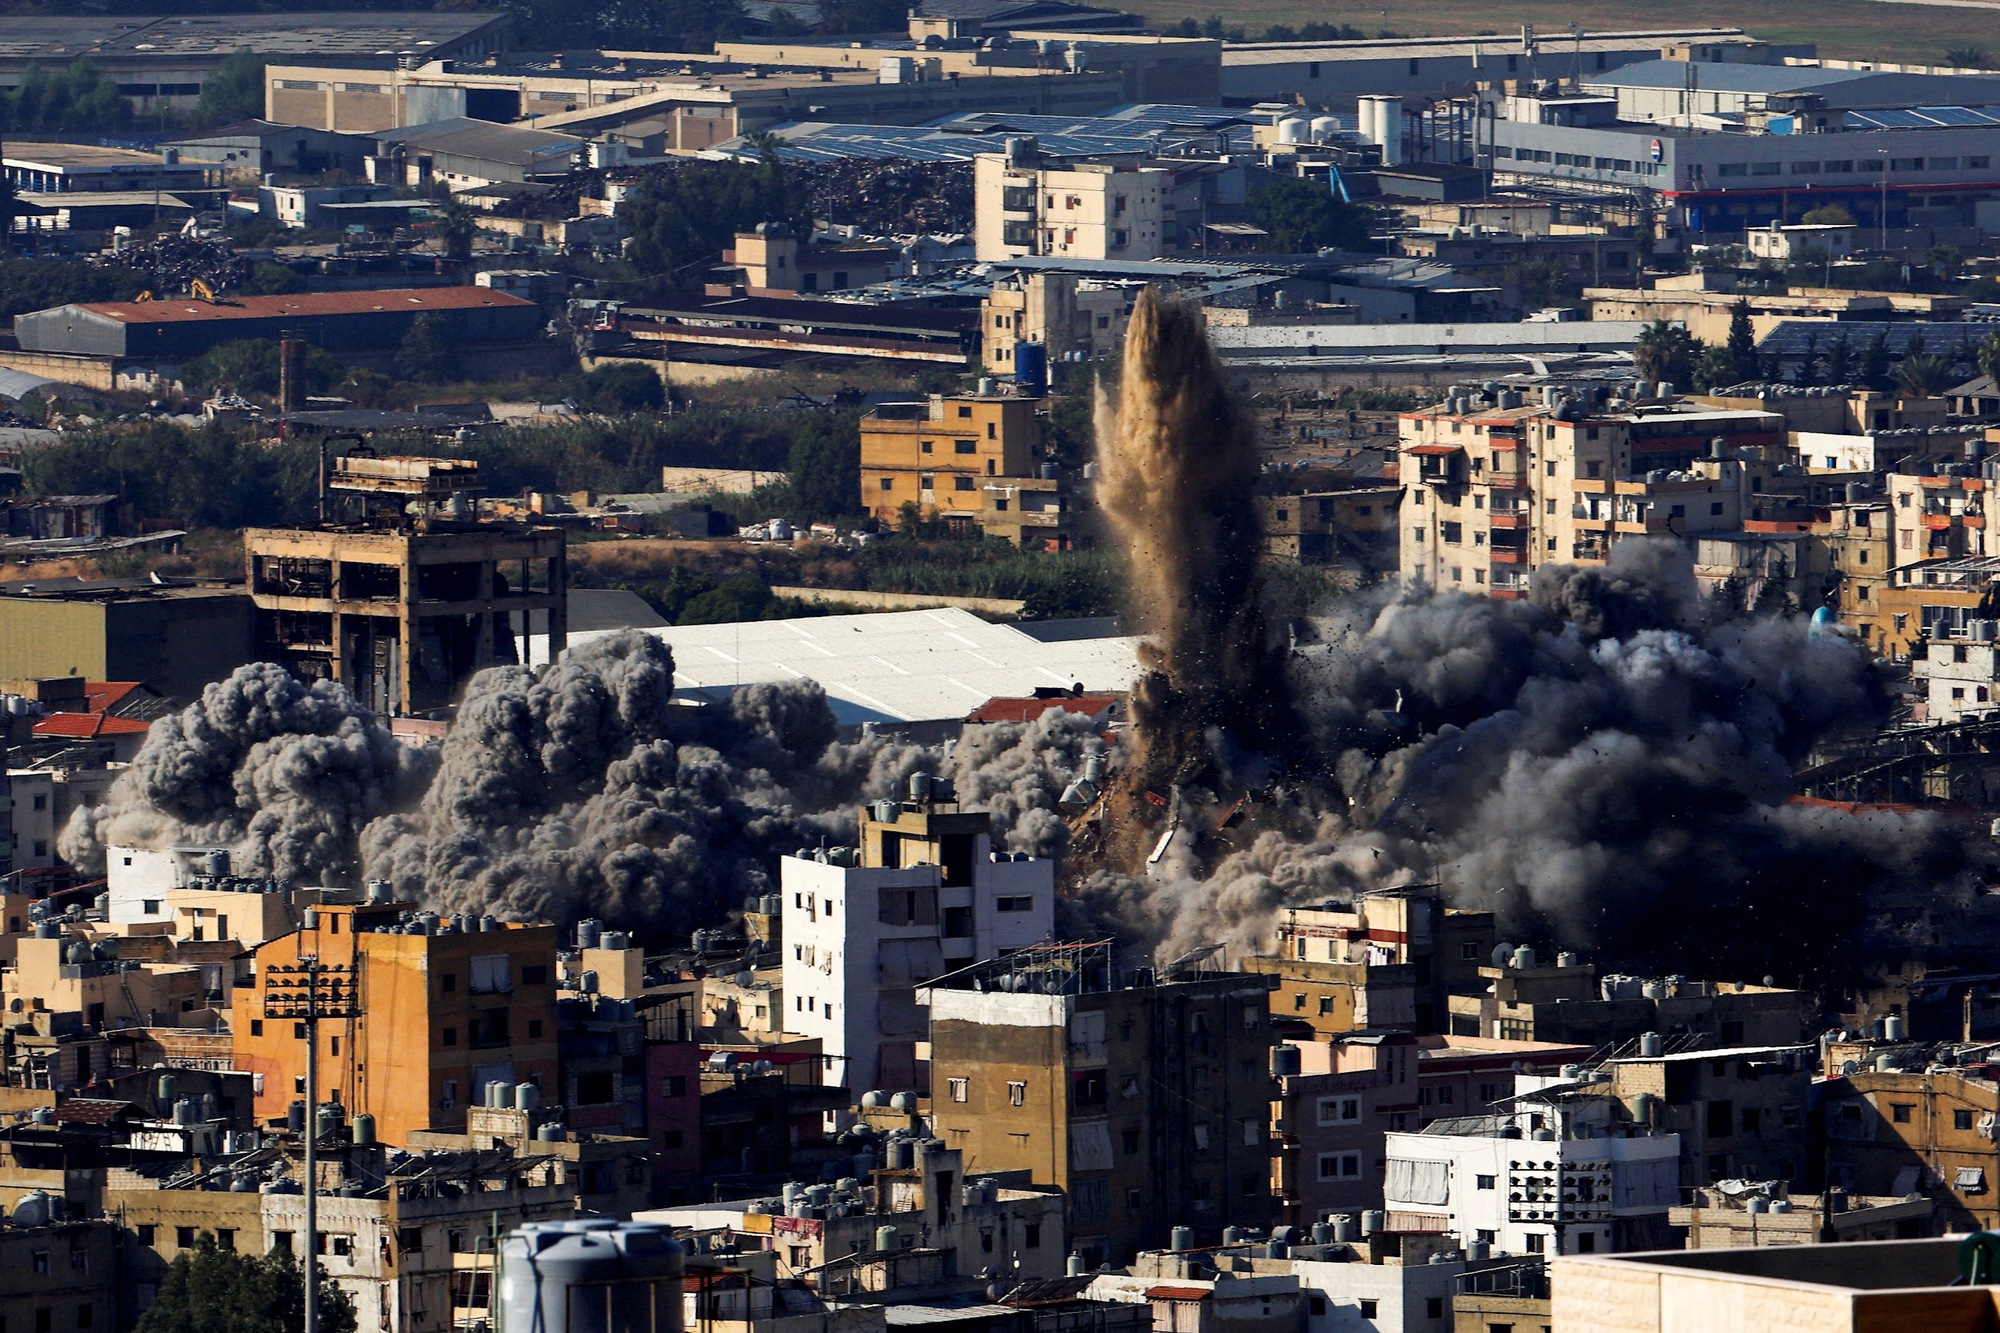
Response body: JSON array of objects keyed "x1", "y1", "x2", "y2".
[
  {"x1": 0, "y1": 12, "x2": 509, "y2": 117},
  {"x1": 242, "y1": 454, "x2": 566, "y2": 717},
  {"x1": 923, "y1": 943, "x2": 1280, "y2": 1266},
  {"x1": 0, "y1": 580, "x2": 253, "y2": 705},
  {"x1": 1217, "y1": 28, "x2": 1779, "y2": 108},
  {"x1": 231, "y1": 897, "x2": 562, "y2": 1147},
  {"x1": 13, "y1": 287, "x2": 538, "y2": 362},
  {"x1": 780, "y1": 777, "x2": 1053, "y2": 1091}
]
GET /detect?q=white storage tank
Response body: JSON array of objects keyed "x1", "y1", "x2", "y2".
[
  {"x1": 498, "y1": 1221, "x2": 683, "y2": 1333},
  {"x1": 1309, "y1": 115, "x2": 1339, "y2": 143},
  {"x1": 1277, "y1": 116, "x2": 1308, "y2": 144}
]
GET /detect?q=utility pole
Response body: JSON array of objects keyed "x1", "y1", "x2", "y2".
[{"x1": 263, "y1": 945, "x2": 361, "y2": 1333}]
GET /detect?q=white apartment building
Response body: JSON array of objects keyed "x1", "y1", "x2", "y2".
[
  {"x1": 974, "y1": 141, "x2": 1167, "y2": 262},
  {"x1": 1398, "y1": 396, "x2": 1782, "y2": 595},
  {"x1": 1912, "y1": 628, "x2": 2000, "y2": 724},
  {"x1": 1383, "y1": 1091, "x2": 1681, "y2": 1258},
  {"x1": 7, "y1": 767, "x2": 116, "y2": 874},
  {"x1": 781, "y1": 779, "x2": 1053, "y2": 1091}
]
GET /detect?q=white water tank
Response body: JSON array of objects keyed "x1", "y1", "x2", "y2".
[
  {"x1": 1278, "y1": 116, "x2": 1308, "y2": 144},
  {"x1": 1309, "y1": 115, "x2": 1339, "y2": 143}
]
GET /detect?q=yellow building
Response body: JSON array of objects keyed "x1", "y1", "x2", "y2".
[
  {"x1": 974, "y1": 141, "x2": 1169, "y2": 262},
  {"x1": 860, "y1": 392, "x2": 1042, "y2": 526}
]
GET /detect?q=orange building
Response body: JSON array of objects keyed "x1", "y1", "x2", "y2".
[
  {"x1": 231, "y1": 899, "x2": 559, "y2": 1147},
  {"x1": 859, "y1": 391, "x2": 1042, "y2": 526}
]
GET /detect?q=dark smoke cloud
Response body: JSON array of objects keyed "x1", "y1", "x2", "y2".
[
  {"x1": 68, "y1": 633, "x2": 1107, "y2": 936},
  {"x1": 1078, "y1": 541, "x2": 1978, "y2": 979},
  {"x1": 59, "y1": 663, "x2": 433, "y2": 883}
]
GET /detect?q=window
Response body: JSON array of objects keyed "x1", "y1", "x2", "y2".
[
  {"x1": 1441, "y1": 521, "x2": 1463, "y2": 544},
  {"x1": 250, "y1": 1020, "x2": 263, "y2": 1037},
  {"x1": 1717, "y1": 163, "x2": 1748, "y2": 178},
  {"x1": 216, "y1": 1229, "x2": 236, "y2": 1252},
  {"x1": 1476, "y1": 1173, "x2": 1496, "y2": 1189},
  {"x1": 137, "y1": 1224, "x2": 157, "y2": 1246},
  {"x1": 997, "y1": 894, "x2": 1035, "y2": 912},
  {"x1": 1427, "y1": 1298, "x2": 1445, "y2": 1319},
  {"x1": 949, "y1": 1077, "x2": 969, "y2": 1103},
  {"x1": 1790, "y1": 161, "x2": 1820, "y2": 175},
  {"x1": 1893, "y1": 1102, "x2": 1914, "y2": 1123},
  {"x1": 954, "y1": 439, "x2": 977, "y2": 454},
  {"x1": 1892, "y1": 158, "x2": 1925, "y2": 172},
  {"x1": 441, "y1": 973, "x2": 457, "y2": 993},
  {"x1": 176, "y1": 1227, "x2": 195, "y2": 1248},
  {"x1": 1359, "y1": 1301, "x2": 1378, "y2": 1319},
  {"x1": 469, "y1": 955, "x2": 510, "y2": 993},
  {"x1": 78, "y1": 1305, "x2": 94, "y2": 1329},
  {"x1": 1318, "y1": 1095, "x2": 1362, "y2": 1125},
  {"x1": 1525, "y1": 1233, "x2": 1545, "y2": 1254},
  {"x1": 1317, "y1": 1152, "x2": 1363, "y2": 1180},
  {"x1": 1751, "y1": 162, "x2": 1782, "y2": 176},
  {"x1": 442, "y1": 1027, "x2": 457, "y2": 1047},
  {"x1": 522, "y1": 965, "x2": 548, "y2": 985},
  {"x1": 660, "y1": 1074, "x2": 687, "y2": 1098},
  {"x1": 1956, "y1": 1109, "x2": 1974, "y2": 1130},
  {"x1": 1009, "y1": 1081, "x2": 1027, "y2": 1106},
  {"x1": 954, "y1": 476, "x2": 976, "y2": 492}
]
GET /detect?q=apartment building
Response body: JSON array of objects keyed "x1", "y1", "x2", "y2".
[
  {"x1": 781, "y1": 778, "x2": 1054, "y2": 1091},
  {"x1": 1888, "y1": 471, "x2": 1989, "y2": 569},
  {"x1": 1259, "y1": 889, "x2": 1496, "y2": 1035},
  {"x1": 1446, "y1": 955, "x2": 1810, "y2": 1050},
  {"x1": 1397, "y1": 398, "x2": 1782, "y2": 594},
  {"x1": 1271, "y1": 1032, "x2": 1422, "y2": 1223},
  {"x1": 1816, "y1": 500, "x2": 1893, "y2": 648},
  {"x1": 1910, "y1": 630, "x2": 2000, "y2": 723},
  {"x1": 924, "y1": 944, "x2": 1279, "y2": 1266},
  {"x1": 1828, "y1": 1065, "x2": 2000, "y2": 1230},
  {"x1": 981, "y1": 270, "x2": 1134, "y2": 378},
  {"x1": 860, "y1": 391, "x2": 1044, "y2": 526},
  {"x1": 1384, "y1": 1086, "x2": 1683, "y2": 1257},
  {"x1": 974, "y1": 142, "x2": 1169, "y2": 262},
  {"x1": 1583, "y1": 1045, "x2": 1815, "y2": 1189},
  {"x1": 231, "y1": 898, "x2": 561, "y2": 1145}
]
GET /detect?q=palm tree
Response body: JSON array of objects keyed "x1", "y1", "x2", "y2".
[
  {"x1": 1896, "y1": 352, "x2": 1955, "y2": 398},
  {"x1": 431, "y1": 196, "x2": 477, "y2": 263},
  {"x1": 1945, "y1": 45, "x2": 1990, "y2": 69},
  {"x1": 1976, "y1": 331, "x2": 2000, "y2": 388},
  {"x1": 1633, "y1": 319, "x2": 1696, "y2": 388}
]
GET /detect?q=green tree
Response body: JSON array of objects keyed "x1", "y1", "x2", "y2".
[
  {"x1": 1896, "y1": 351, "x2": 1955, "y2": 397},
  {"x1": 620, "y1": 155, "x2": 808, "y2": 289},
  {"x1": 134, "y1": 1233, "x2": 356, "y2": 1333},
  {"x1": 1860, "y1": 329, "x2": 1894, "y2": 390},
  {"x1": 429, "y1": 197, "x2": 478, "y2": 263},
  {"x1": 1721, "y1": 300, "x2": 1760, "y2": 384},
  {"x1": 179, "y1": 339, "x2": 342, "y2": 398},
  {"x1": 1824, "y1": 329, "x2": 1856, "y2": 384},
  {"x1": 1693, "y1": 344, "x2": 1740, "y2": 392},
  {"x1": 1633, "y1": 319, "x2": 1696, "y2": 387},
  {"x1": 196, "y1": 51, "x2": 269, "y2": 127},
  {"x1": 1976, "y1": 330, "x2": 2000, "y2": 386},
  {"x1": 1800, "y1": 203, "x2": 1856, "y2": 226},
  {"x1": 678, "y1": 574, "x2": 778, "y2": 624},
  {"x1": 783, "y1": 409, "x2": 861, "y2": 521},
  {"x1": 0, "y1": 59, "x2": 128, "y2": 136},
  {"x1": 0, "y1": 255, "x2": 149, "y2": 317},
  {"x1": 1249, "y1": 176, "x2": 1373, "y2": 253},
  {"x1": 1946, "y1": 45, "x2": 1992, "y2": 68},
  {"x1": 574, "y1": 361, "x2": 667, "y2": 413},
  {"x1": 395, "y1": 314, "x2": 461, "y2": 383},
  {"x1": 248, "y1": 262, "x2": 305, "y2": 296},
  {"x1": 1965, "y1": 275, "x2": 2000, "y2": 302},
  {"x1": 26, "y1": 422, "x2": 320, "y2": 528}
]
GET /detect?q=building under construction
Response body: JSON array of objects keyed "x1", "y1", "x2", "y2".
[{"x1": 243, "y1": 452, "x2": 566, "y2": 716}]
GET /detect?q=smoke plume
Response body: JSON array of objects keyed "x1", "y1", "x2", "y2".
[
  {"x1": 68, "y1": 634, "x2": 1105, "y2": 934},
  {"x1": 59, "y1": 663, "x2": 433, "y2": 883},
  {"x1": 1095, "y1": 289, "x2": 1297, "y2": 798}
]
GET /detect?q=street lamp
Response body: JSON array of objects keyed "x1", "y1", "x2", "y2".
[{"x1": 263, "y1": 951, "x2": 361, "y2": 1333}]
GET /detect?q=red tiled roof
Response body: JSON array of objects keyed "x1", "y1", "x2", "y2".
[
  {"x1": 1145, "y1": 1287, "x2": 1211, "y2": 1301},
  {"x1": 84, "y1": 681, "x2": 143, "y2": 713},
  {"x1": 966, "y1": 694, "x2": 1123, "y2": 724},
  {"x1": 75, "y1": 287, "x2": 533, "y2": 324},
  {"x1": 33, "y1": 713, "x2": 152, "y2": 738}
]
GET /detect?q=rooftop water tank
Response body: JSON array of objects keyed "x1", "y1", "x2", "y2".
[
  {"x1": 497, "y1": 1221, "x2": 683, "y2": 1333},
  {"x1": 353, "y1": 1113, "x2": 377, "y2": 1146},
  {"x1": 1277, "y1": 116, "x2": 1307, "y2": 144},
  {"x1": 1171, "y1": 1225, "x2": 1195, "y2": 1251},
  {"x1": 1639, "y1": 1032, "x2": 1664, "y2": 1058}
]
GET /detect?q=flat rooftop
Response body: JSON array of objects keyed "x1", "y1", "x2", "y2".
[
  {"x1": 4, "y1": 144, "x2": 177, "y2": 171},
  {"x1": 0, "y1": 12, "x2": 507, "y2": 62},
  {"x1": 1221, "y1": 27, "x2": 1752, "y2": 64}
]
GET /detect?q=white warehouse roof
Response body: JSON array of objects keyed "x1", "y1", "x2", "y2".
[{"x1": 564, "y1": 607, "x2": 1141, "y2": 725}]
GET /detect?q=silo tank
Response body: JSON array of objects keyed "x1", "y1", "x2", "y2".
[
  {"x1": 1309, "y1": 115, "x2": 1339, "y2": 143},
  {"x1": 498, "y1": 1221, "x2": 683, "y2": 1333}
]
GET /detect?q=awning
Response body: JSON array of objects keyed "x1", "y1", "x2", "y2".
[{"x1": 1408, "y1": 444, "x2": 1463, "y2": 456}]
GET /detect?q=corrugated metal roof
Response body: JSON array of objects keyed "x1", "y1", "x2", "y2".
[
  {"x1": 63, "y1": 287, "x2": 534, "y2": 325},
  {"x1": 965, "y1": 693, "x2": 1121, "y2": 723}
]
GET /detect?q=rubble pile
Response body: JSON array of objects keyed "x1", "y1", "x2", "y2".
[{"x1": 93, "y1": 234, "x2": 251, "y2": 296}]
